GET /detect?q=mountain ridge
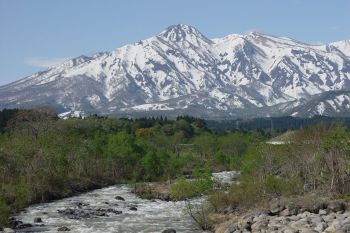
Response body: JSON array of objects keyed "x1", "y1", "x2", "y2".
[{"x1": 1, "y1": 24, "x2": 350, "y2": 119}]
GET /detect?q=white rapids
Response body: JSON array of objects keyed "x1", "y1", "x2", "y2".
[{"x1": 13, "y1": 171, "x2": 238, "y2": 233}]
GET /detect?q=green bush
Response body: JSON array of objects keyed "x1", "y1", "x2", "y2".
[
  {"x1": 170, "y1": 176, "x2": 213, "y2": 200},
  {"x1": 170, "y1": 177, "x2": 196, "y2": 200},
  {"x1": 227, "y1": 179, "x2": 263, "y2": 208},
  {"x1": 263, "y1": 175, "x2": 300, "y2": 196},
  {"x1": 207, "y1": 190, "x2": 230, "y2": 212}
]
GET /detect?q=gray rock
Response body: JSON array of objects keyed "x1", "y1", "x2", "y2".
[
  {"x1": 341, "y1": 222, "x2": 350, "y2": 231},
  {"x1": 286, "y1": 203, "x2": 300, "y2": 216},
  {"x1": 224, "y1": 225, "x2": 239, "y2": 233},
  {"x1": 58, "y1": 226, "x2": 70, "y2": 231},
  {"x1": 243, "y1": 222, "x2": 252, "y2": 231},
  {"x1": 314, "y1": 222, "x2": 327, "y2": 232},
  {"x1": 319, "y1": 209, "x2": 327, "y2": 215},
  {"x1": 309, "y1": 202, "x2": 326, "y2": 214},
  {"x1": 16, "y1": 223, "x2": 32, "y2": 229},
  {"x1": 269, "y1": 203, "x2": 285, "y2": 215},
  {"x1": 328, "y1": 201, "x2": 346, "y2": 213},
  {"x1": 282, "y1": 227, "x2": 299, "y2": 233},
  {"x1": 34, "y1": 217, "x2": 42, "y2": 223},
  {"x1": 115, "y1": 196, "x2": 125, "y2": 201},
  {"x1": 280, "y1": 208, "x2": 291, "y2": 217},
  {"x1": 162, "y1": 229, "x2": 176, "y2": 233}
]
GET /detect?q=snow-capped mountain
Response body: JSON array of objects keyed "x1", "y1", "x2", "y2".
[{"x1": 1, "y1": 24, "x2": 350, "y2": 119}]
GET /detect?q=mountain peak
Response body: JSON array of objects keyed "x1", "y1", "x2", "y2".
[
  {"x1": 1, "y1": 24, "x2": 350, "y2": 119},
  {"x1": 160, "y1": 24, "x2": 211, "y2": 43},
  {"x1": 245, "y1": 30, "x2": 277, "y2": 39}
]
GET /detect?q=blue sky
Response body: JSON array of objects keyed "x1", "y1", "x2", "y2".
[{"x1": 0, "y1": 0, "x2": 349, "y2": 86}]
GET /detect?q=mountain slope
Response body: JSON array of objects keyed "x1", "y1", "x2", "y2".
[
  {"x1": 1, "y1": 24, "x2": 350, "y2": 119},
  {"x1": 288, "y1": 90, "x2": 350, "y2": 117}
]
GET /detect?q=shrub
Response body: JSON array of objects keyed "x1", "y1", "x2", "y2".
[
  {"x1": 170, "y1": 176, "x2": 213, "y2": 200},
  {"x1": 263, "y1": 175, "x2": 301, "y2": 196},
  {"x1": 207, "y1": 190, "x2": 230, "y2": 212}
]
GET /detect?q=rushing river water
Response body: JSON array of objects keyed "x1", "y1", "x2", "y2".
[{"x1": 12, "y1": 171, "x2": 239, "y2": 233}]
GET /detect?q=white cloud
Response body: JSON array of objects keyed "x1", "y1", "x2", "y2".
[{"x1": 25, "y1": 57, "x2": 71, "y2": 68}]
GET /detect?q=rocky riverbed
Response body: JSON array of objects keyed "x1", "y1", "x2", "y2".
[{"x1": 215, "y1": 200, "x2": 350, "y2": 233}]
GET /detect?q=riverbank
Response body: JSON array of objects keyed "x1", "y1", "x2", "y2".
[
  {"x1": 214, "y1": 198, "x2": 350, "y2": 233},
  {"x1": 132, "y1": 181, "x2": 350, "y2": 233}
]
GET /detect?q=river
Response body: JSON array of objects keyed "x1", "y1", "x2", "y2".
[{"x1": 12, "y1": 171, "x2": 238, "y2": 233}]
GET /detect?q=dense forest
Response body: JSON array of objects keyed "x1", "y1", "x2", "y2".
[
  {"x1": 0, "y1": 108, "x2": 263, "y2": 227},
  {"x1": 207, "y1": 116, "x2": 350, "y2": 132}
]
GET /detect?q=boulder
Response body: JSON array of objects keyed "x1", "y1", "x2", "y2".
[
  {"x1": 8, "y1": 218, "x2": 22, "y2": 229},
  {"x1": 342, "y1": 222, "x2": 350, "y2": 231},
  {"x1": 111, "y1": 210, "x2": 122, "y2": 215},
  {"x1": 282, "y1": 228, "x2": 299, "y2": 233},
  {"x1": 327, "y1": 200, "x2": 346, "y2": 213},
  {"x1": 58, "y1": 226, "x2": 71, "y2": 231},
  {"x1": 279, "y1": 208, "x2": 291, "y2": 217},
  {"x1": 34, "y1": 217, "x2": 42, "y2": 223},
  {"x1": 75, "y1": 202, "x2": 89, "y2": 208},
  {"x1": 285, "y1": 203, "x2": 300, "y2": 216},
  {"x1": 251, "y1": 220, "x2": 268, "y2": 232},
  {"x1": 244, "y1": 221, "x2": 252, "y2": 231},
  {"x1": 224, "y1": 225, "x2": 239, "y2": 233},
  {"x1": 94, "y1": 211, "x2": 107, "y2": 217},
  {"x1": 162, "y1": 229, "x2": 176, "y2": 233},
  {"x1": 314, "y1": 222, "x2": 327, "y2": 232},
  {"x1": 309, "y1": 202, "x2": 326, "y2": 214},
  {"x1": 269, "y1": 203, "x2": 285, "y2": 216},
  {"x1": 115, "y1": 196, "x2": 125, "y2": 201},
  {"x1": 129, "y1": 207, "x2": 137, "y2": 211},
  {"x1": 319, "y1": 209, "x2": 327, "y2": 215}
]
